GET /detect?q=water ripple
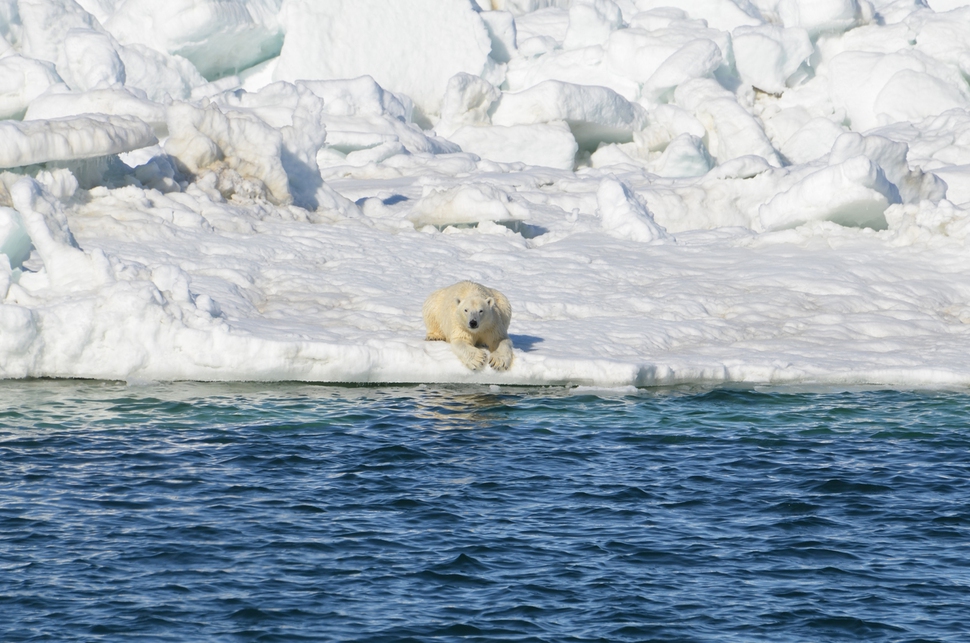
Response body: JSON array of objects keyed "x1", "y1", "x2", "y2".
[{"x1": 1, "y1": 381, "x2": 968, "y2": 642}]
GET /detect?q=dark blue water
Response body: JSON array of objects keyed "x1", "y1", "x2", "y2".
[{"x1": 1, "y1": 381, "x2": 969, "y2": 642}]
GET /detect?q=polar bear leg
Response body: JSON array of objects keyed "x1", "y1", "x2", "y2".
[
  {"x1": 451, "y1": 340, "x2": 488, "y2": 371},
  {"x1": 488, "y1": 338, "x2": 514, "y2": 371}
]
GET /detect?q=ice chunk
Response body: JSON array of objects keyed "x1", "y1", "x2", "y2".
[
  {"x1": 33, "y1": 167, "x2": 79, "y2": 202},
  {"x1": 9, "y1": 177, "x2": 116, "y2": 290},
  {"x1": 0, "y1": 301, "x2": 38, "y2": 370},
  {"x1": 675, "y1": 79, "x2": 782, "y2": 166},
  {"x1": 73, "y1": 0, "x2": 118, "y2": 24},
  {"x1": 829, "y1": 51, "x2": 969, "y2": 132},
  {"x1": 884, "y1": 198, "x2": 970, "y2": 245},
  {"x1": 491, "y1": 80, "x2": 648, "y2": 150},
  {"x1": 117, "y1": 43, "x2": 208, "y2": 102},
  {"x1": 829, "y1": 132, "x2": 946, "y2": 204},
  {"x1": 776, "y1": 0, "x2": 862, "y2": 36},
  {"x1": 640, "y1": 104, "x2": 709, "y2": 149},
  {"x1": 0, "y1": 206, "x2": 31, "y2": 269},
  {"x1": 11, "y1": 177, "x2": 74, "y2": 244},
  {"x1": 513, "y1": 5, "x2": 571, "y2": 42},
  {"x1": 912, "y1": 6, "x2": 970, "y2": 68},
  {"x1": 563, "y1": 0, "x2": 624, "y2": 49},
  {"x1": 300, "y1": 77, "x2": 413, "y2": 121},
  {"x1": 732, "y1": 25, "x2": 813, "y2": 94},
  {"x1": 0, "y1": 54, "x2": 63, "y2": 120},
  {"x1": 606, "y1": 25, "x2": 728, "y2": 91},
  {"x1": 164, "y1": 101, "x2": 291, "y2": 205},
  {"x1": 105, "y1": 0, "x2": 284, "y2": 80},
  {"x1": 480, "y1": 10, "x2": 517, "y2": 63},
  {"x1": 653, "y1": 133, "x2": 714, "y2": 177},
  {"x1": 0, "y1": 114, "x2": 157, "y2": 168},
  {"x1": 0, "y1": 257, "x2": 10, "y2": 304},
  {"x1": 437, "y1": 73, "x2": 502, "y2": 138},
  {"x1": 632, "y1": 0, "x2": 762, "y2": 31},
  {"x1": 758, "y1": 155, "x2": 896, "y2": 230},
  {"x1": 165, "y1": 90, "x2": 361, "y2": 214},
  {"x1": 926, "y1": 0, "x2": 970, "y2": 9},
  {"x1": 779, "y1": 117, "x2": 845, "y2": 164},
  {"x1": 645, "y1": 38, "x2": 723, "y2": 96},
  {"x1": 212, "y1": 82, "x2": 370, "y2": 213},
  {"x1": 490, "y1": 0, "x2": 572, "y2": 15},
  {"x1": 25, "y1": 87, "x2": 168, "y2": 135},
  {"x1": 930, "y1": 165, "x2": 970, "y2": 205},
  {"x1": 829, "y1": 51, "x2": 902, "y2": 132},
  {"x1": 596, "y1": 179, "x2": 670, "y2": 243},
  {"x1": 409, "y1": 183, "x2": 530, "y2": 228},
  {"x1": 18, "y1": 0, "x2": 103, "y2": 73},
  {"x1": 706, "y1": 153, "x2": 774, "y2": 179},
  {"x1": 448, "y1": 121, "x2": 579, "y2": 169},
  {"x1": 274, "y1": 0, "x2": 491, "y2": 121},
  {"x1": 7, "y1": 1, "x2": 203, "y2": 101},
  {"x1": 63, "y1": 28, "x2": 126, "y2": 91},
  {"x1": 886, "y1": 108, "x2": 970, "y2": 169},
  {"x1": 506, "y1": 41, "x2": 640, "y2": 101},
  {"x1": 286, "y1": 79, "x2": 457, "y2": 162},
  {"x1": 873, "y1": 69, "x2": 968, "y2": 127},
  {"x1": 0, "y1": 0, "x2": 19, "y2": 49}
]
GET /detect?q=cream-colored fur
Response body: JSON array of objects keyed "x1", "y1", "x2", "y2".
[{"x1": 423, "y1": 280, "x2": 514, "y2": 371}]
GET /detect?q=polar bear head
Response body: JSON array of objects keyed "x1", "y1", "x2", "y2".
[{"x1": 456, "y1": 294, "x2": 496, "y2": 333}]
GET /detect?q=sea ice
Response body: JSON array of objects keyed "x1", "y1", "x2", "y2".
[{"x1": 3, "y1": 0, "x2": 970, "y2": 389}]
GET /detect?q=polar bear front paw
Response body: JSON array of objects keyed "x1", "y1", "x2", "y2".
[
  {"x1": 489, "y1": 348, "x2": 513, "y2": 371},
  {"x1": 458, "y1": 347, "x2": 488, "y2": 371}
]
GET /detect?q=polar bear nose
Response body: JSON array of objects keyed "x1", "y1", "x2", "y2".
[{"x1": 469, "y1": 319, "x2": 478, "y2": 329}]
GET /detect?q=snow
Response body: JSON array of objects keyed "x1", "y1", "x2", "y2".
[{"x1": 4, "y1": 0, "x2": 970, "y2": 389}]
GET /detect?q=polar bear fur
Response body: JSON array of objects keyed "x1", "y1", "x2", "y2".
[{"x1": 423, "y1": 280, "x2": 514, "y2": 371}]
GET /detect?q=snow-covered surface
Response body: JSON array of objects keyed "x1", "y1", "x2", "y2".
[{"x1": 4, "y1": 0, "x2": 970, "y2": 388}]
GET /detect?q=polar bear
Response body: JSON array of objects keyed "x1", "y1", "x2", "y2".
[{"x1": 423, "y1": 280, "x2": 514, "y2": 371}]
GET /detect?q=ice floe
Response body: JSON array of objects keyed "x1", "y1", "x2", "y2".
[{"x1": 1, "y1": 0, "x2": 970, "y2": 389}]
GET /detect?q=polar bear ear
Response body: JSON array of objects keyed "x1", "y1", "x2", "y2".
[
  {"x1": 455, "y1": 298, "x2": 461, "y2": 305},
  {"x1": 486, "y1": 297, "x2": 494, "y2": 307}
]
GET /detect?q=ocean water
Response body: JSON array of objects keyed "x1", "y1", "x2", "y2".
[{"x1": 1, "y1": 381, "x2": 968, "y2": 643}]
